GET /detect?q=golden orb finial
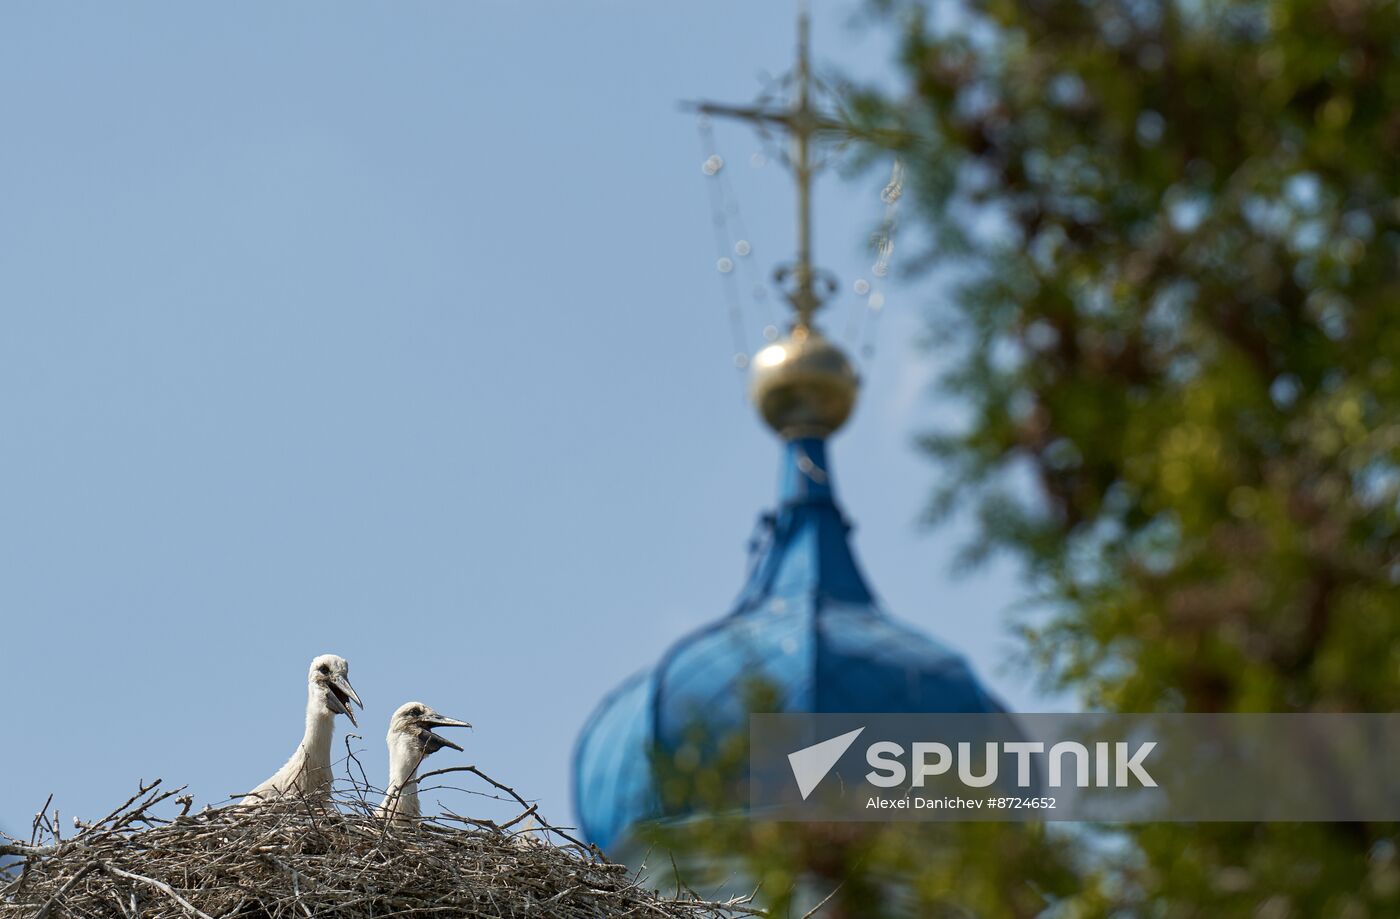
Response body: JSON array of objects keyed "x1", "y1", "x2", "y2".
[{"x1": 750, "y1": 323, "x2": 859, "y2": 439}]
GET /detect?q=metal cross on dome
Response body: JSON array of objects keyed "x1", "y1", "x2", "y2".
[{"x1": 684, "y1": 3, "x2": 853, "y2": 330}]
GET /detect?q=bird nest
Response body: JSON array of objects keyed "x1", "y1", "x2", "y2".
[{"x1": 0, "y1": 773, "x2": 758, "y2": 919}]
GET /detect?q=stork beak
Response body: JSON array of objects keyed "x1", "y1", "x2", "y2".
[
  {"x1": 327, "y1": 674, "x2": 364, "y2": 727},
  {"x1": 419, "y1": 712, "x2": 471, "y2": 752},
  {"x1": 426, "y1": 733, "x2": 464, "y2": 753},
  {"x1": 422, "y1": 714, "x2": 471, "y2": 730},
  {"x1": 336, "y1": 675, "x2": 364, "y2": 709}
]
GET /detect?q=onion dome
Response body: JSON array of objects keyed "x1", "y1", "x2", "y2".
[{"x1": 573, "y1": 328, "x2": 1006, "y2": 854}]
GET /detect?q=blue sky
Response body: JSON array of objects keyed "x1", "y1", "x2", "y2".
[{"x1": 0, "y1": 2, "x2": 1050, "y2": 836}]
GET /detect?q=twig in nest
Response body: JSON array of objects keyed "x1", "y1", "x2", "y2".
[
  {"x1": 30, "y1": 861, "x2": 95, "y2": 919},
  {"x1": 2, "y1": 776, "x2": 763, "y2": 919},
  {"x1": 100, "y1": 864, "x2": 215, "y2": 919}
]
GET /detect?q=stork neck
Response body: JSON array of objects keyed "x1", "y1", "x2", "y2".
[
  {"x1": 386, "y1": 747, "x2": 422, "y2": 817},
  {"x1": 302, "y1": 688, "x2": 336, "y2": 764}
]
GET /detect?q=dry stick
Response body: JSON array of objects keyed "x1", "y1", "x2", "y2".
[
  {"x1": 342, "y1": 734, "x2": 373, "y2": 807},
  {"x1": 89, "y1": 781, "x2": 164, "y2": 834},
  {"x1": 260, "y1": 851, "x2": 316, "y2": 917},
  {"x1": 1, "y1": 860, "x2": 31, "y2": 900},
  {"x1": 34, "y1": 806, "x2": 57, "y2": 846},
  {"x1": 109, "y1": 882, "x2": 136, "y2": 919},
  {"x1": 0, "y1": 840, "x2": 60, "y2": 858},
  {"x1": 30, "y1": 795, "x2": 54, "y2": 846},
  {"x1": 415, "y1": 765, "x2": 592, "y2": 851},
  {"x1": 497, "y1": 804, "x2": 538, "y2": 833},
  {"x1": 30, "y1": 860, "x2": 97, "y2": 919},
  {"x1": 105, "y1": 788, "x2": 186, "y2": 838},
  {"x1": 289, "y1": 862, "x2": 314, "y2": 919},
  {"x1": 800, "y1": 883, "x2": 844, "y2": 919},
  {"x1": 100, "y1": 863, "x2": 216, "y2": 919},
  {"x1": 4, "y1": 785, "x2": 185, "y2": 861}
]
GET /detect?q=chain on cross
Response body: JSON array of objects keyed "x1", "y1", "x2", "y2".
[{"x1": 683, "y1": 2, "x2": 852, "y2": 331}]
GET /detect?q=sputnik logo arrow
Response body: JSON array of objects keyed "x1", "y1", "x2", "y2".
[{"x1": 788, "y1": 727, "x2": 865, "y2": 800}]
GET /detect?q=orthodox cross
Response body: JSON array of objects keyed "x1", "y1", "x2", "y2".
[{"x1": 684, "y1": 4, "x2": 850, "y2": 330}]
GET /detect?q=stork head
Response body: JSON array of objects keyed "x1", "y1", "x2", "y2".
[
  {"x1": 308, "y1": 654, "x2": 363, "y2": 727},
  {"x1": 387, "y1": 701, "x2": 471, "y2": 758}
]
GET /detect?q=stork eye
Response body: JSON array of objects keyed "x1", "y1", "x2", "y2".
[
  {"x1": 318, "y1": 664, "x2": 330, "y2": 674},
  {"x1": 409, "y1": 706, "x2": 423, "y2": 716}
]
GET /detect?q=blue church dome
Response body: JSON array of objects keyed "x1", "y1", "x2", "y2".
[
  {"x1": 573, "y1": 427, "x2": 1007, "y2": 853},
  {"x1": 569, "y1": 1, "x2": 1013, "y2": 859}
]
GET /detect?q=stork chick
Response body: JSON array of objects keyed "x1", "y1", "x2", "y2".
[
  {"x1": 378, "y1": 702, "x2": 471, "y2": 822},
  {"x1": 242, "y1": 654, "x2": 363, "y2": 806}
]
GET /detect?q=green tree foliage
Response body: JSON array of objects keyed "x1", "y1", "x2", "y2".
[{"x1": 842, "y1": 0, "x2": 1400, "y2": 914}]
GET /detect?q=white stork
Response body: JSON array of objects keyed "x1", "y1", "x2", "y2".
[
  {"x1": 377, "y1": 701, "x2": 470, "y2": 822},
  {"x1": 242, "y1": 654, "x2": 363, "y2": 806}
]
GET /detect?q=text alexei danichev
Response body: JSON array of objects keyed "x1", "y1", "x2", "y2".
[{"x1": 866, "y1": 796, "x2": 1058, "y2": 810}]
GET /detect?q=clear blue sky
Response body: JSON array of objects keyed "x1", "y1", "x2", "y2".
[{"x1": 0, "y1": 2, "x2": 1051, "y2": 835}]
